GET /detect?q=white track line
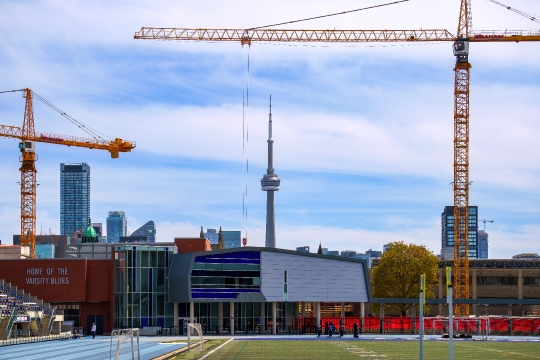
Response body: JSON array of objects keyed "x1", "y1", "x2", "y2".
[{"x1": 198, "y1": 338, "x2": 234, "y2": 360}]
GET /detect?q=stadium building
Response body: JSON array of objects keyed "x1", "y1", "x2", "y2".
[
  {"x1": 168, "y1": 247, "x2": 371, "y2": 334},
  {"x1": 0, "y1": 240, "x2": 371, "y2": 336}
]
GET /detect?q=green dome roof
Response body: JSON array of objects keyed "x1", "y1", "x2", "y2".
[{"x1": 82, "y1": 218, "x2": 98, "y2": 243}]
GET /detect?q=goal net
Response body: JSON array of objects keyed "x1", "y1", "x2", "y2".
[
  {"x1": 187, "y1": 323, "x2": 204, "y2": 352},
  {"x1": 110, "y1": 328, "x2": 140, "y2": 360}
]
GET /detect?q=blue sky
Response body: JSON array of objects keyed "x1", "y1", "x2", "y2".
[{"x1": 0, "y1": 0, "x2": 539, "y2": 258}]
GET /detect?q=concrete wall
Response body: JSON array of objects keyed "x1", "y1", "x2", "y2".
[
  {"x1": 0, "y1": 245, "x2": 29, "y2": 259},
  {"x1": 260, "y1": 252, "x2": 369, "y2": 303}
]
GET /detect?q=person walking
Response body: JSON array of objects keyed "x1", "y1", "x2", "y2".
[{"x1": 91, "y1": 323, "x2": 96, "y2": 339}]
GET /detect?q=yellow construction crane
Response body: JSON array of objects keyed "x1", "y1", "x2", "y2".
[
  {"x1": 134, "y1": 0, "x2": 540, "y2": 316},
  {"x1": 0, "y1": 88, "x2": 135, "y2": 258}
]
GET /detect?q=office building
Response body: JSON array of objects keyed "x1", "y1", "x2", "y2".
[
  {"x1": 202, "y1": 228, "x2": 240, "y2": 249},
  {"x1": 341, "y1": 250, "x2": 357, "y2": 258},
  {"x1": 365, "y1": 249, "x2": 382, "y2": 258},
  {"x1": 13, "y1": 234, "x2": 70, "y2": 258},
  {"x1": 60, "y1": 163, "x2": 90, "y2": 237},
  {"x1": 35, "y1": 244, "x2": 55, "y2": 258},
  {"x1": 441, "y1": 205, "x2": 478, "y2": 259},
  {"x1": 203, "y1": 229, "x2": 219, "y2": 244},
  {"x1": 130, "y1": 221, "x2": 156, "y2": 243},
  {"x1": 296, "y1": 246, "x2": 309, "y2": 253},
  {"x1": 107, "y1": 211, "x2": 127, "y2": 243},
  {"x1": 222, "y1": 230, "x2": 241, "y2": 249},
  {"x1": 478, "y1": 230, "x2": 489, "y2": 259}
]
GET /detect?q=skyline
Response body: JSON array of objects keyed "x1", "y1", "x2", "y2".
[{"x1": 0, "y1": 0, "x2": 539, "y2": 257}]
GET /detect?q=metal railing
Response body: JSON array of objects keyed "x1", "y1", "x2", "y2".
[{"x1": 0, "y1": 329, "x2": 69, "y2": 346}]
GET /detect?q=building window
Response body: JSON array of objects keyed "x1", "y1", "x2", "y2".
[
  {"x1": 190, "y1": 251, "x2": 261, "y2": 299},
  {"x1": 477, "y1": 277, "x2": 518, "y2": 286},
  {"x1": 523, "y1": 277, "x2": 540, "y2": 286}
]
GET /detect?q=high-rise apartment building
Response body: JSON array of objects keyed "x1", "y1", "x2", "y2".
[
  {"x1": 478, "y1": 230, "x2": 489, "y2": 259},
  {"x1": 441, "y1": 205, "x2": 478, "y2": 259},
  {"x1": 107, "y1": 211, "x2": 127, "y2": 243},
  {"x1": 130, "y1": 221, "x2": 156, "y2": 243},
  {"x1": 60, "y1": 163, "x2": 90, "y2": 237}
]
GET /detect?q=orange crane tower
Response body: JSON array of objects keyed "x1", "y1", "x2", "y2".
[
  {"x1": 452, "y1": 0, "x2": 472, "y2": 317},
  {"x1": 134, "y1": 0, "x2": 540, "y2": 316},
  {"x1": 0, "y1": 88, "x2": 136, "y2": 258}
]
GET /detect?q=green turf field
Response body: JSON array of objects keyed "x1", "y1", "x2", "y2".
[{"x1": 200, "y1": 339, "x2": 540, "y2": 360}]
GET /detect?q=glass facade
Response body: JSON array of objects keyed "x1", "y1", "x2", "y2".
[
  {"x1": 222, "y1": 231, "x2": 241, "y2": 249},
  {"x1": 114, "y1": 245, "x2": 175, "y2": 328},
  {"x1": 60, "y1": 163, "x2": 90, "y2": 237},
  {"x1": 191, "y1": 251, "x2": 261, "y2": 299},
  {"x1": 441, "y1": 205, "x2": 478, "y2": 259},
  {"x1": 130, "y1": 221, "x2": 156, "y2": 243},
  {"x1": 202, "y1": 229, "x2": 241, "y2": 248},
  {"x1": 35, "y1": 244, "x2": 55, "y2": 258},
  {"x1": 478, "y1": 230, "x2": 489, "y2": 259},
  {"x1": 107, "y1": 211, "x2": 127, "y2": 243},
  {"x1": 203, "y1": 229, "x2": 219, "y2": 244}
]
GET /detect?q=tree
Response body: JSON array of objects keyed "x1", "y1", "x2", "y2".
[{"x1": 371, "y1": 241, "x2": 439, "y2": 316}]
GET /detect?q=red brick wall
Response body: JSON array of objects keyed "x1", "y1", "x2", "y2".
[
  {"x1": 0, "y1": 258, "x2": 114, "y2": 333},
  {"x1": 174, "y1": 238, "x2": 211, "y2": 253},
  {"x1": 0, "y1": 259, "x2": 88, "y2": 302}
]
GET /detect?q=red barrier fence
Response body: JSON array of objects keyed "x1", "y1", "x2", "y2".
[{"x1": 299, "y1": 316, "x2": 540, "y2": 335}]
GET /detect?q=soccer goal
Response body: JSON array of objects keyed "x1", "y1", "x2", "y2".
[
  {"x1": 187, "y1": 323, "x2": 204, "y2": 352},
  {"x1": 110, "y1": 328, "x2": 140, "y2": 360}
]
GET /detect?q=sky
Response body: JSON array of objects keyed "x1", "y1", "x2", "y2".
[{"x1": 0, "y1": 0, "x2": 539, "y2": 258}]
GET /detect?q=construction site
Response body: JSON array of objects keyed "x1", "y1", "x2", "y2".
[{"x1": 0, "y1": 0, "x2": 540, "y2": 359}]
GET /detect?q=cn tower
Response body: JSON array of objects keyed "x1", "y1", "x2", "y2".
[{"x1": 261, "y1": 95, "x2": 280, "y2": 248}]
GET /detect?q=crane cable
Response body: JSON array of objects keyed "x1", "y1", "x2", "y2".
[
  {"x1": 31, "y1": 91, "x2": 110, "y2": 141},
  {"x1": 487, "y1": 0, "x2": 540, "y2": 24},
  {"x1": 0, "y1": 88, "x2": 110, "y2": 141},
  {"x1": 242, "y1": 45, "x2": 250, "y2": 243},
  {"x1": 246, "y1": 0, "x2": 410, "y2": 30}
]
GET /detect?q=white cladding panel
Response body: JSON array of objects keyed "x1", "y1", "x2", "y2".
[{"x1": 260, "y1": 252, "x2": 369, "y2": 302}]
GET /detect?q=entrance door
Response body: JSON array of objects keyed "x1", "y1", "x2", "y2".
[
  {"x1": 87, "y1": 315, "x2": 104, "y2": 336},
  {"x1": 179, "y1": 317, "x2": 198, "y2": 335}
]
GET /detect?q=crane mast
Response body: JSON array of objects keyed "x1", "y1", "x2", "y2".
[
  {"x1": 20, "y1": 89, "x2": 38, "y2": 257},
  {"x1": 453, "y1": 0, "x2": 471, "y2": 317}
]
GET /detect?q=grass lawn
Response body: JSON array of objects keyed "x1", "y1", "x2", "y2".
[
  {"x1": 200, "y1": 339, "x2": 540, "y2": 360},
  {"x1": 174, "y1": 338, "x2": 230, "y2": 359}
]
